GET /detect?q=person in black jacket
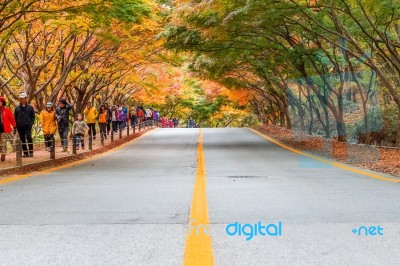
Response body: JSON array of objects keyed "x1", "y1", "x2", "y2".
[
  {"x1": 55, "y1": 98, "x2": 72, "y2": 152},
  {"x1": 14, "y1": 92, "x2": 35, "y2": 157},
  {"x1": 105, "y1": 102, "x2": 112, "y2": 135}
]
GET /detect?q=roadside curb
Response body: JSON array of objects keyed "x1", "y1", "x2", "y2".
[{"x1": 0, "y1": 128, "x2": 155, "y2": 184}]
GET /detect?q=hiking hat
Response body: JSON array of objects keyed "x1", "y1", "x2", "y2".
[{"x1": 19, "y1": 92, "x2": 27, "y2": 98}]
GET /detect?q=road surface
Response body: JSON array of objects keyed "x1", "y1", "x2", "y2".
[{"x1": 0, "y1": 128, "x2": 399, "y2": 266}]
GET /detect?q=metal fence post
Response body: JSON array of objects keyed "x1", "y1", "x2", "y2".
[
  {"x1": 89, "y1": 134, "x2": 93, "y2": 151},
  {"x1": 101, "y1": 133, "x2": 104, "y2": 146},
  {"x1": 119, "y1": 128, "x2": 122, "y2": 139},
  {"x1": 72, "y1": 136, "x2": 77, "y2": 155},
  {"x1": 50, "y1": 137, "x2": 56, "y2": 159},
  {"x1": 16, "y1": 139, "x2": 22, "y2": 167},
  {"x1": 127, "y1": 124, "x2": 130, "y2": 136},
  {"x1": 111, "y1": 129, "x2": 114, "y2": 142}
]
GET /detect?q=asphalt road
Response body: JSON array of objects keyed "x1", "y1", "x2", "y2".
[{"x1": 0, "y1": 128, "x2": 400, "y2": 266}]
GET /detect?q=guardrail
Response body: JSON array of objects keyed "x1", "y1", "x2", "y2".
[
  {"x1": 262, "y1": 125, "x2": 400, "y2": 150},
  {"x1": 256, "y1": 125, "x2": 400, "y2": 166},
  {"x1": 0, "y1": 120, "x2": 156, "y2": 169}
]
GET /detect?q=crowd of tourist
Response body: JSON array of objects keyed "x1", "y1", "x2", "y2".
[{"x1": 0, "y1": 93, "x2": 196, "y2": 163}]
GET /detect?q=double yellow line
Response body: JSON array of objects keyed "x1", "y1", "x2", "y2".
[{"x1": 184, "y1": 129, "x2": 214, "y2": 265}]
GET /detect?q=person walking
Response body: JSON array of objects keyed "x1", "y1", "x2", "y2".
[
  {"x1": 129, "y1": 106, "x2": 137, "y2": 128},
  {"x1": 0, "y1": 96, "x2": 16, "y2": 162},
  {"x1": 117, "y1": 107, "x2": 126, "y2": 130},
  {"x1": 137, "y1": 106, "x2": 144, "y2": 126},
  {"x1": 153, "y1": 110, "x2": 160, "y2": 122},
  {"x1": 72, "y1": 114, "x2": 89, "y2": 150},
  {"x1": 122, "y1": 104, "x2": 128, "y2": 128},
  {"x1": 188, "y1": 117, "x2": 195, "y2": 128},
  {"x1": 39, "y1": 102, "x2": 57, "y2": 152},
  {"x1": 83, "y1": 102, "x2": 98, "y2": 140},
  {"x1": 111, "y1": 105, "x2": 119, "y2": 133},
  {"x1": 98, "y1": 104, "x2": 108, "y2": 140},
  {"x1": 145, "y1": 107, "x2": 153, "y2": 121},
  {"x1": 55, "y1": 98, "x2": 72, "y2": 152},
  {"x1": 105, "y1": 102, "x2": 112, "y2": 135},
  {"x1": 172, "y1": 117, "x2": 179, "y2": 128},
  {"x1": 14, "y1": 92, "x2": 35, "y2": 157}
]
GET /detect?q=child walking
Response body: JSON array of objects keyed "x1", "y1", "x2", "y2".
[{"x1": 72, "y1": 114, "x2": 89, "y2": 150}]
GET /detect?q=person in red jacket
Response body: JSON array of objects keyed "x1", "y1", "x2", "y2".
[{"x1": 0, "y1": 96, "x2": 16, "y2": 162}]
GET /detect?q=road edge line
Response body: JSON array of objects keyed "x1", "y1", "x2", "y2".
[{"x1": 247, "y1": 127, "x2": 400, "y2": 183}]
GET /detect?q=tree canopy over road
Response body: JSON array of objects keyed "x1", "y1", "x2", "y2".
[
  {"x1": 1, "y1": 0, "x2": 400, "y2": 143},
  {"x1": 161, "y1": 0, "x2": 400, "y2": 145}
]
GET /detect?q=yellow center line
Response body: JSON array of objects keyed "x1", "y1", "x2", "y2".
[
  {"x1": 184, "y1": 129, "x2": 214, "y2": 266},
  {"x1": 248, "y1": 128, "x2": 400, "y2": 183}
]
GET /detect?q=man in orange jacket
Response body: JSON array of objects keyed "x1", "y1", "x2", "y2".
[
  {"x1": 83, "y1": 102, "x2": 98, "y2": 140},
  {"x1": 0, "y1": 96, "x2": 16, "y2": 162},
  {"x1": 39, "y1": 102, "x2": 57, "y2": 152}
]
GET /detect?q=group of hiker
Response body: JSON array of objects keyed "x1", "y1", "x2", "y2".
[
  {"x1": 0, "y1": 93, "x2": 161, "y2": 162},
  {"x1": 0, "y1": 92, "x2": 199, "y2": 162}
]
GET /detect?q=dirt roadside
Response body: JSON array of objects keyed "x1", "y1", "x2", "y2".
[{"x1": 254, "y1": 125, "x2": 400, "y2": 177}]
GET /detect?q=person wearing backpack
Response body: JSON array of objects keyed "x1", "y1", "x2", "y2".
[
  {"x1": 14, "y1": 92, "x2": 35, "y2": 157},
  {"x1": 0, "y1": 96, "x2": 16, "y2": 162},
  {"x1": 130, "y1": 106, "x2": 137, "y2": 128},
  {"x1": 39, "y1": 102, "x2": 57, "y2": 152},
  {"x1": 136, "y1": 107, "x2": 144, "y2": 126}
]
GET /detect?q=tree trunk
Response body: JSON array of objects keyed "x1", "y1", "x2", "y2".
[
  {"x1": 336, "y1": 118, "x2": 347, "y2": 142},
  {"x1": 284, "y1": 103, "x2": 291, "y2": 129},
  {"x1": 335, "y1": 83, "x2": 347, "y2": 142},
  {"x1": 279, "y1": 110, "x2": 285, "y2": 127},
  {"x1": 362, "y1": 101, "x2": 371, "y2": 145}
]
